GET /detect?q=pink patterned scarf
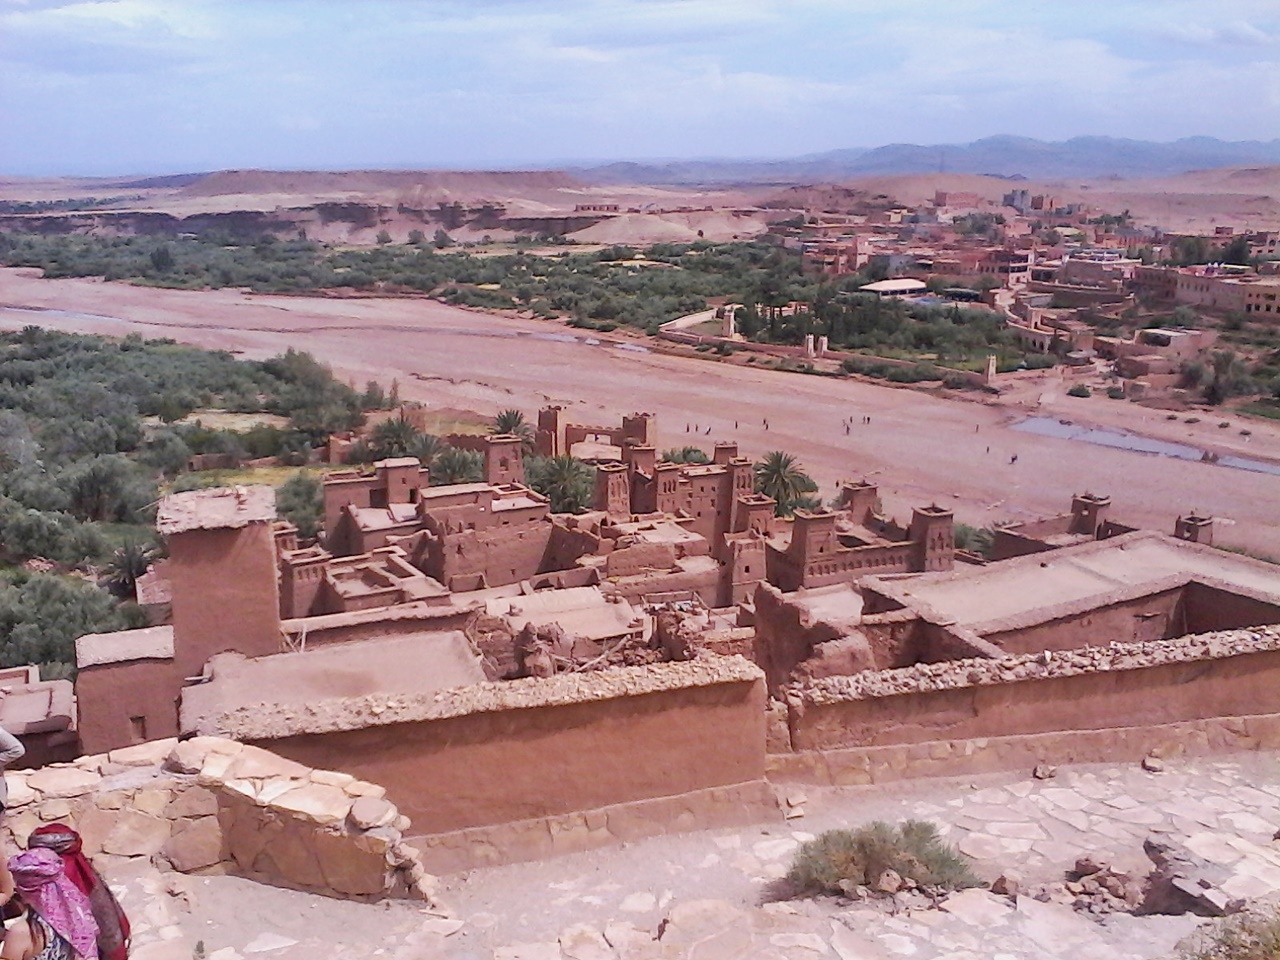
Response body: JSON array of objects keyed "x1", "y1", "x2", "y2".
[{"x1": 9, "y1": 848, "x2": 100, "y2": 960}]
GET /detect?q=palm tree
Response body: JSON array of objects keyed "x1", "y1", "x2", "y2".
[
  {"x1": 492, "y1": 408, "x2": 535, "y2": 451},
  {"x1": 430, "y1": 447, "x2": 484, "y2": 485},
  {"x1": 408, "y1": 433, "x2": 445, "y2": 470},
  {"x1": 754, "y1": 450, "x2": 820, "y2": 517},
  {"x1": 370, "y1": 414, "x2": 421, "y2": 459},
  {"x1": 526, "y1": 455, "x2": 595, "y2": 513},
  {"x1": 103, "y1": 537, "x2": 159, "y2": 599}
]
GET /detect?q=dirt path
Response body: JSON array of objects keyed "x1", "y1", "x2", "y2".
[{"x1": 1, "y1": 268, "x2": 1278, "y2": 555}]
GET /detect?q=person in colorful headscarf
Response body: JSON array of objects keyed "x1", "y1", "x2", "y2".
[
  {"x1": 4, "y1": 849, "x2": 98, "y2": 960},
  {"x1": 27, "y1": 827, "x2": 128, "y2": 960}
]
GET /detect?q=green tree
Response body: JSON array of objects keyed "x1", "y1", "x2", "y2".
[
  {"x1": 661, "y1": 446, "x2": 711, "y2": 464},
  {"x1": 430, "y1": 447, "x2": 483, "y2": 485},
  {"x1": 754, "y1": 450, "x2": 820, "y2": 517},
  {"x1": 491, "y1": 409, "x2": 534, "y2": 451},
  {"x1": 408, "y1": 434, "x2": 445, "y2": 470},
  {"x1": 276, "y1": 471, "x2": 323, "y2": 539},
  {"x1": 140, "y1": 430, "x2": 192, "y2": 478},
  {"x1": 369, "y1": 414, "x2": 422, "y2": 459},
  {"x1": 0, "y1": 572, "x2": 137, "y2": 676},
  {"x1": 149, "y1": 244, "x2": 174, "y2": 273},
  {"x1": 1204, "y1": 350, "x2": 1255, "y2": 405},
  {"x1": 525, "y1": 455, "x2": 595, "y2": 513}
]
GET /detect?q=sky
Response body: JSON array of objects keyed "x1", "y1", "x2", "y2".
[{"x1": 2, "y1": 0, "x2": 1279, "y2": 176}]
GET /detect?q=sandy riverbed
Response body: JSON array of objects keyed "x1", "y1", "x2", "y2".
[{"x1": 1, "y1": 268, "x2": 1277, "y2": 555}]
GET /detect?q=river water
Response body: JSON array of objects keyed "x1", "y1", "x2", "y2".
[{"x1": 1013, "y1": 416, "x2": 1280, "y2": 478}]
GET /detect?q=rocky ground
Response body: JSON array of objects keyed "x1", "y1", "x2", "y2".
[{"x1": 104, "y1": 751, "x2": 1280, "y2": 960}]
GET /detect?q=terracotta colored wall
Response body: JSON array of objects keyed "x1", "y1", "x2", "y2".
[
  {"x1": 169, "y1": 523, "x2": 282, "y2": 676},
  {"x1": 1184, "y1": 583, "x2": 1280, "y2": 633},
  {"x1": 791, "y1": 647, "x2": 1280, "y2": 752},
  {"x1": 607, "y1": 563, "x2": 720, "y2": 608},
  {"x1": 75, "y1": 659, "x2": 184, "y2": 755},
  {"x1": 605, "y1": 541, "x2": 676, "y2": 577},
  {"x1": 982, "y1": 588, "x2": 1185, "y2": 654},
  {"x1": 254, "y1": 678, "x2": 765, "y2": 835}
]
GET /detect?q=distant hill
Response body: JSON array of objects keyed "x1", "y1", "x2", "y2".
[{"x1": 578, "y1": 136, "x2": 1280, "y2": 184}]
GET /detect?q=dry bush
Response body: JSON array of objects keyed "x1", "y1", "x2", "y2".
[
  {"x1": 784, "y1": 820, "x2": 979, "y2": 898},
  {"x1": 1179, "y1": 908, "x2": 1280, "y2": 960}
]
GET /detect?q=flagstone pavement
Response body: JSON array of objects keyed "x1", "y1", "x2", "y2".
[{"x1": 117, "y1": 752, "x2": 1280, "y2": 960}]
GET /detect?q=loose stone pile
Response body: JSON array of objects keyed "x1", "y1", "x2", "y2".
[{"x1": 802, "y1": 626, "x2": 1280, "y2": 702}]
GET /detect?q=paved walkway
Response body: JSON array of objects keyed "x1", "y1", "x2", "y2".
[{"x1": 115, "y1": 752, "x2": 1280, "y2": 960}]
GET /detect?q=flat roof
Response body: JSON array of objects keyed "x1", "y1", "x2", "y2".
[
  {"x1": 76, "y1": 625, "x2": 175, "y2": 668},
  {"x1": 179, "y1": 631, "x2": 486, "y2": 733},
  {"x1": 487, "y1": 586, "x2": 641, "y2": 642},
  {"x1": 349, "y1": 503, "x2": 419, "y2": 531},
  {"x1": 867, "y1": 531, "x2": 1280, "y2": 634},
  {"x1": 157, "y1": 486, "x2": 276, "y2": 535},
  {"x1": 861, "y1": 278, "x2": 928, "y2": 294}
]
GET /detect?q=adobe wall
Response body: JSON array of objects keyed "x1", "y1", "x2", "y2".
[
  {"x1": 76, "y1": 658, "x2": 184, "y2": 756},
  {"x1": 207, "y1": 660, "x2": 770, "y2": 868},
  {"x1": 981, "y1": 587, "x2": 1186, "y2": 654},
  {"x1": 607, "y1": 562, "x2": 722, "y2": 608},
  {"x1": 787, "y1": 626, "x2": 1280, "y2": 753},
  {"x1": 604, "y1": 541, "x2": 676, "y2": 577},
  {"x1": 425, "y1": 521, "x2": 555, "y2": 591},
  {"x1": 2, "y1": 738, "x2": 441, "y2": 905},
  {"x1": 1184, "y1": 582, "x2": 1280, "y2": 633},
  {"x1": 169, "y1": 523, "x2": 282, "y2": 676},
  {"x1": 772, "y1": 711, "x2": 1280, "y2": 787}
]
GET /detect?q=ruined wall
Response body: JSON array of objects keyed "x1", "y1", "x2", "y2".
[
  {"x1": 752, "y1": 585, "x2": 927, "y2": 694},
  {"x1": 2, "y1": 738, "x2": 438, "y2": 904},
  {"x1": 789, "y1": 627, "x2": 1280, "y2": 753},
  {"x1": 604, "y1": 541, "x2": 677, "y2": 578},
  {"x1": 76, "y1": 658, "x2": 185, "y2": 756},
  {"x1": 980, "y1": 587, "x2": 1185, "y2": 654},
  {"x1": 606, "y1": 562, "x2": 721, "y2": 608},
  {"x1": 208, "y1": 660, "x2": 769, "y2": 869},
  {"x1": 425, "y1": 521, "x2": 555, "y2": 591}
]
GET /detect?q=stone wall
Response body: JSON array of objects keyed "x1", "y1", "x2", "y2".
[
  {"x1": 2, "y1": 737, "x2": 439, "y2": 905},
  {"x1": 784, "y1": 625, "x2": 1280, "y2": 755}
]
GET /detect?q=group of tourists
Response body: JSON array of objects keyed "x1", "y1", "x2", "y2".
[{"x1": 0, "y1": 727, "x2": 129, "y2": 960}]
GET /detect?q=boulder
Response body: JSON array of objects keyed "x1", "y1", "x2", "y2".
[
  {"x1": 108, "y1": 739, "x2": 178, "y2": 768},
  {"x1": 102, "y1": 809, "x2": 172, "y2": 858},
  {"x1": 348, "y1": 797, "x2": 398, "y2": 831},
  {"x1": 270, "y1": 784, "x2": 352, "y2": 825},
  {"x1": 163, "y1": 816, "x2": 224, "y2": 872},
  {"x1": 25, "y1": 766, "x2": 99, "y2": 799},
  {"x1": 875, "y1": 869, "x2": 903, "y2": 894},
  {"x1": 991, "y1": 872, "x2": 1022, "y2": 897}
]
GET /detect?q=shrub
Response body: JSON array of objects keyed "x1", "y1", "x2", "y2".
[
  {"x1": 1179, "y1": 907, "x2": 1280, "y2": 960},
  {"x1": 1066, "y1": 384, "x2": 1091, "y2": 398},
  {"x1": 1107, "y1": 386, "x2": 1126, "y2": 400},
  {"x1": 784, "y1": 821, "x2": 979, "y2": 898}
]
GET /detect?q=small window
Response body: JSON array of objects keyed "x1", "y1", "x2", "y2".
[{"x1": 129, "y1": 716, "x2": 147, "y2": 744}]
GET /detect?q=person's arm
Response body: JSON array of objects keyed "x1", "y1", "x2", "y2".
[
  {"x1": 0, "y1": 728, "x2": 24, "y2": 769},
  {"x1": 0, "y1": 917, "x2": 32, "y2": 960}
]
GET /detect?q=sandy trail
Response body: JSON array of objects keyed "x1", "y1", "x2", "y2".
[{"x1": 1, "y1": 267, "x2": 1278, "y2": 556}]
